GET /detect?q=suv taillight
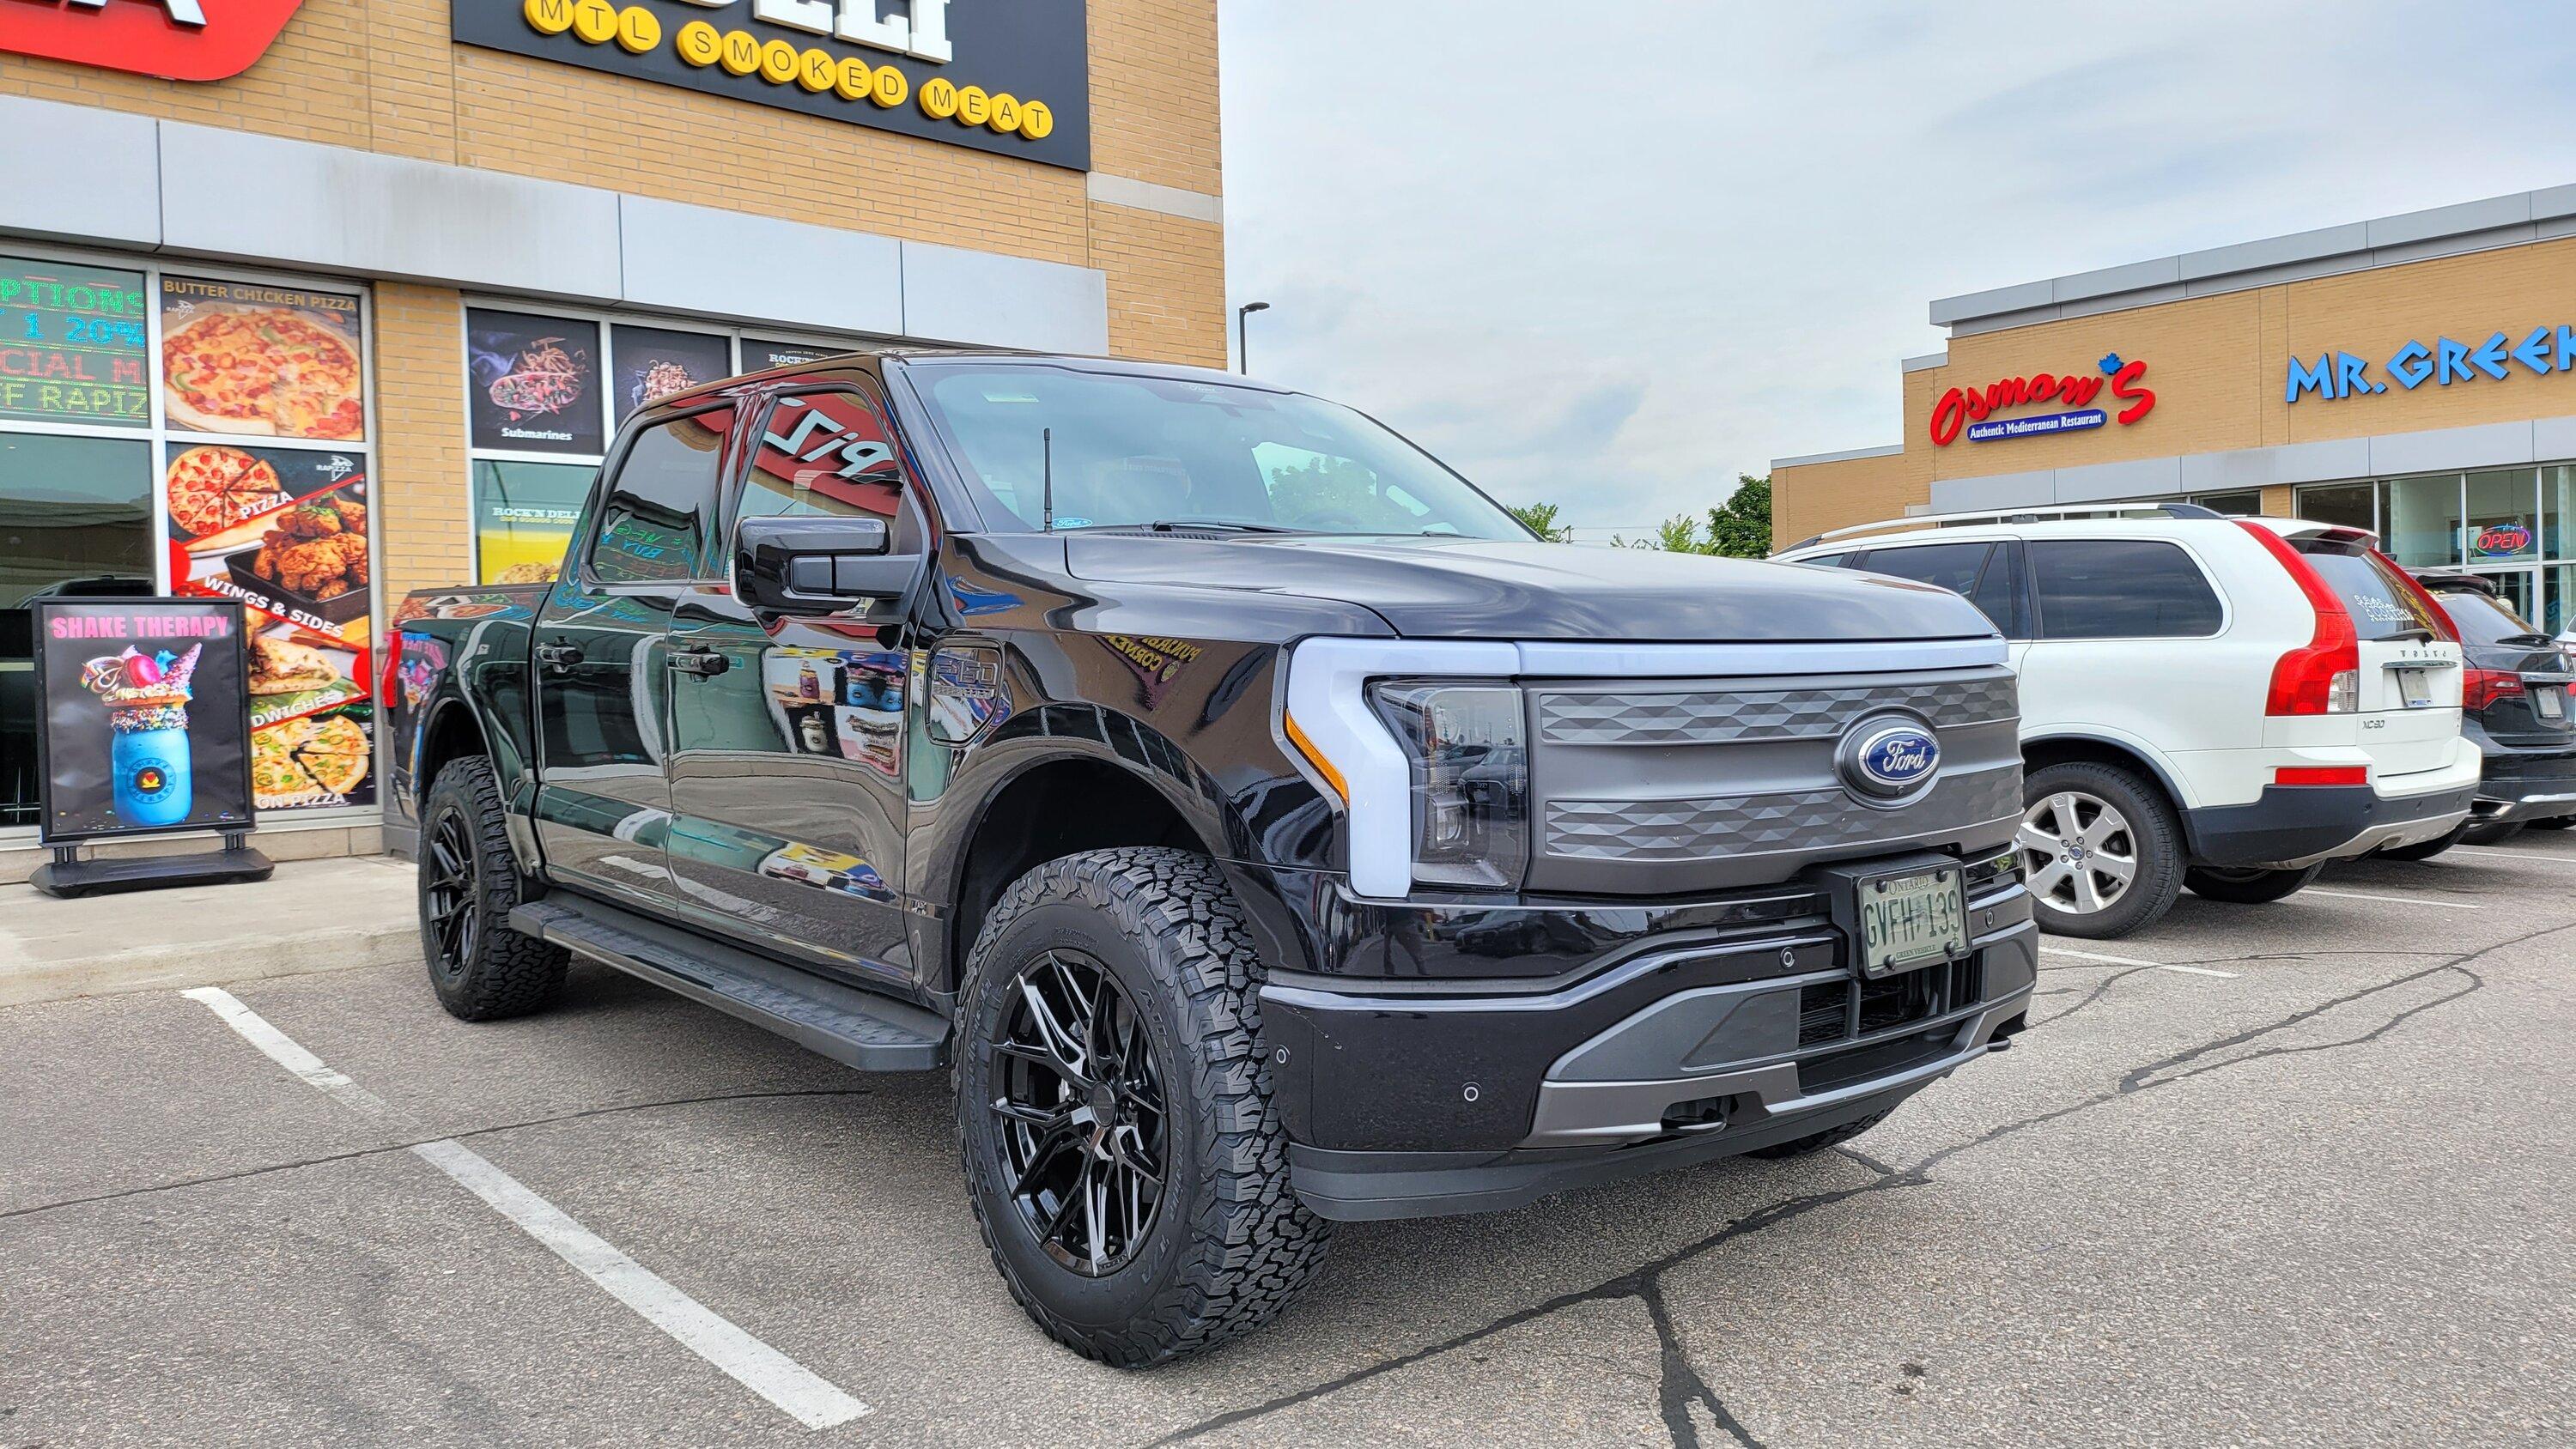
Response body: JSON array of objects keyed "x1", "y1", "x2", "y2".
[
  {"x1": 2462, "y1": 667, "x2": 2525, "y2": 712},
  {"x1": 2239, "y1": 522, "x2": 2360, "y2": 715}
]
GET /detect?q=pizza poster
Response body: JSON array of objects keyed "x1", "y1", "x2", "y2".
[
  {"x1": 0, "y1": 255, "x2": 151, "y2": 428},
  {"x1": 467, "y1": 308, "x2": 603, "y2": 455},
  {"x1": 30, "y1": 597, "x2": 255, "y2": 846},
  {"x1": 611, "y1": 324, "x2": 732, "y2": 423},
  {"x1": 161, "y1": 442, "x2": 377, "y2": 815},
  {"x1": 160, "y1": 276, "x2": 367, "y2": 441}
]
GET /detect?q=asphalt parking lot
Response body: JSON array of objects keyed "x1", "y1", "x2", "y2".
[{"x1": 4, "y1": 836, "x2": 2573, "y2": 1448}]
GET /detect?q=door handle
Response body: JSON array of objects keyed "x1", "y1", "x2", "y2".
[
  {"x1": 667, "y1": 647, "x2": 731, "y2": 677},
  {"x1": 535, "y1": 643, "x2": 582, "y2": 670}
]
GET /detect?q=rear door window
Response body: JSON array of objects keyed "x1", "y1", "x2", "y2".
[
  {"x1": 2286, "y1": 537, "x2": 2442, "y2": 641},
  {"x1": 587, "y1": 406, "x2": 735, "y2": 585},
  {"x1": 2031, "y1": 539, "x2": 2224, "y2": 640}
]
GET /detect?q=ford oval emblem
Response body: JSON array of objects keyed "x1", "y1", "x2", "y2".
[{"x1": 1839, "y1": 717, "x2": 1940, "y2": 801}]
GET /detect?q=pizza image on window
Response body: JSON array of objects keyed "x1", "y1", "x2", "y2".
[
  {"x1": 165, "y1": 446, "x2": 286, "y2": 537},
  {"x1": 250, "y1": 711, "x2": 371, "y2": 807},
  {"x1": 163, "y1": 307, "x2": 365, "y2": 440}
]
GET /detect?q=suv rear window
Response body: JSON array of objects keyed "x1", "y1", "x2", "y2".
[
  {"x1": 2287, "y1": 537, "x2": 2443, "y2": 641},
  {"x1": 2430, "y1": 587, "x2": 2549, "y2": 646},
  {"x1": 2030, "y1": 539, "x2": 2223, "y2": 640}
]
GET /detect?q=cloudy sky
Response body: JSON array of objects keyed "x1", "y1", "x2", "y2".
[{"x1": 1214, "y1": 1, "x2": 2576, "y2": 536}]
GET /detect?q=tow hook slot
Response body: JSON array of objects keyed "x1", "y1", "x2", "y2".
[{"x1": 1659, "y1": 1094, "x2": 1733, "y2": 1133}]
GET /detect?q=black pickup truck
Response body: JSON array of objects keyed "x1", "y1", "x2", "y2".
[{"x1": 386, "y1": 350, "x2": 2034, "y2": 1365}]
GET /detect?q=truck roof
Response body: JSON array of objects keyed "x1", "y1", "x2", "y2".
[{"x1": 653, "y1": 347, "x2": 1293, "y2": 412}]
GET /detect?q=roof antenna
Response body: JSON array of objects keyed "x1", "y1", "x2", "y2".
[{"x1": 1042, "y1": 427, "x2": 1055, "y2": 532}]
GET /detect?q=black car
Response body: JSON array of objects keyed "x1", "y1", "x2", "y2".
[
  {"x1": 2381, "y1": 570, "x2": 2576, "y2": 857},
  {"x1": 384, "y1": 350, "x2": 2035, "y2": 1364}
]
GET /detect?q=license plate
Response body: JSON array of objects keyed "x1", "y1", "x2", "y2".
[
  {"x1": 2540, "y1": 687, "x2": 2567, "y2": 721},
  {"x1": 2397, "y1": 668, "x2": 2435, "y2": 708},
  {"x1": 1856, "y1": 868, "x2": 1966, "y2": 977}
]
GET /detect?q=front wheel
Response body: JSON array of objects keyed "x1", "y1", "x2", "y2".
[
  {"x1": 2183, "y1": 864, "x2": 2325, "y2": 903},
  {"x1": 955, "y1": 847, "x2": 1330, "y2": 1367},
  {"x1": 2017, "y1": 762, "x2": 2184, "y2": 939}
]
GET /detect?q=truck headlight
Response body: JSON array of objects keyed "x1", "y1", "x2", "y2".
[{"x1": 1367, "y1": 681, "x2": 1529, "y2": 890}]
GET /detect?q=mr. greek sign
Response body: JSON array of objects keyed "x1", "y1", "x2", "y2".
[
  {"x1": 2286, "y1": 324, "x2": 2576, "y2": 403},
  {"x1": 0, "y1": 0, "x2": 308, "y2": 82},
  {"x1": 453, "y1": 0, "x2": 1091, "y2": 171},
  {"x1": 1929, "y1": 353, "x2": 2158, "y2": 446}
]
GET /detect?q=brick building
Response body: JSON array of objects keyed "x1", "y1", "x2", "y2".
[
  {"x1": 0, "y1": 0, "x2": 1225, "y2": 869},
  {"x1": 1774, "y1": 185, "x2": 2576, "y2": 628}
]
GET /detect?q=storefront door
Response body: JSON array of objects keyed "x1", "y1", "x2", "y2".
[{"x1": 2471, "y1": 567, "x2": 2539, "y2": 626}]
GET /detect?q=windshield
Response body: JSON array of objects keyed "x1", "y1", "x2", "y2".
[
  {"x1": 2432, "y1": 587, "x2": 2549, "y2": 646},
  {"x1": 908, "y1": 364, "x2": 1530, "y2": 539},
  {"x1": 2289, "y1": 537, "x2": 2442, "y2": 641}
]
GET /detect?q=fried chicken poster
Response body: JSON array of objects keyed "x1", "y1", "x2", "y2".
[{"x1": 163, "y1": 443, "x2": 376, "y2": 812}]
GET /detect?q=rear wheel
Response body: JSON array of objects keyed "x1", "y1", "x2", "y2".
[
  {"x1": 2376, "y1": 823, "x2": 2467, "y2": 862},
  {"x1": 419, "y1": 756, "x2": 568, "y2": 1021},
  {"x1": 956, "y1": 847, "x2": 1330, "y2": 1367},
  {"x1": 2017, "y1": 762, "x2": 2184, "y2": 939},
  {"x1": 2183, "y1": 864, "x2": 2325, "y2": 903}
]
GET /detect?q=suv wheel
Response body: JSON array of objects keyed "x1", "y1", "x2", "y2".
[
  {"x1": 420, "y1": 756, "x2": 568, "y2": 1021},
  {"x1": 2016, "y1": 762, "x2": 2183, "y2": 938},
  {"x1": 2183, "y1": 864, "x2": 2325, "y2": 903},
  {"x1": 956, "y1": 847, "x2": 1331, "y2": 1367}
]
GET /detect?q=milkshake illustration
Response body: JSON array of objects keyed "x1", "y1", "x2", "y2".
[{"x1": 79, "y1": 645, "x2": 204, "y2": 828}]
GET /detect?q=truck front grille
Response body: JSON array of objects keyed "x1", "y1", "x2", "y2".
[
  {"x1": 1799, "y1": 957, "x2": 1984, "y2": 1050},
  {"x1": 1538, "y1": 676, "x2": 2017, "y2": 745},
  {"x1": 1545, "y1": 767, "x2": 2020, "y2": 860}
]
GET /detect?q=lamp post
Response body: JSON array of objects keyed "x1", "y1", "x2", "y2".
[{"x1": 1236, "y1": 300, "x2": 1270, "y2": 374}]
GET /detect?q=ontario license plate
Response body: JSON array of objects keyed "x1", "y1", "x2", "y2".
[
  {"x1": 1857, "y1": 868, "x2": 1966, "y2": 977},
  {"x1": 2538, "y1": 687, "x2": 2566, "y2": 721},
  {"x1": 2397, "y1": 668, "x2": 2435, "y2": 708}
]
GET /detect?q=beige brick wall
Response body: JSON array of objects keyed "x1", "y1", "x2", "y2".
[
  {"x1": 1777, "y1": 235, "x2": 2576, "y2": 537},
  {"x1": 371, "y1": 282, "x2": 471, "y2": 600}
]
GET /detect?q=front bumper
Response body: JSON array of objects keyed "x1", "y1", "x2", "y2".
[
  {"x1": 2185, "y1": 779, "x2": 2476, "y2": 870},
  {"x1": 1261, "y1": 878, "x2": 2036, "y2": 1221}
]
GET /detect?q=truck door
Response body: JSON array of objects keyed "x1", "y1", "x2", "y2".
[
  {"x1": 661, "y1": 385, "x2": 923, "y2": 989},
  {"x1": 530, "y1": 400, "x2": 741, "y2": 907}
]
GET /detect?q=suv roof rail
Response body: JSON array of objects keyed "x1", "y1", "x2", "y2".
[{"x1": 1778, "y1": 500, "x2": 2231, "y2": 554}]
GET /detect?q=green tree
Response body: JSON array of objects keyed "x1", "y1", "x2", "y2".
[
  {"x1": 1506, "y1": 501, "x2": 1572, "y2": 542},
  {"x1": 1610, "y1": 475, "x2": 1773, "y2": 556}
]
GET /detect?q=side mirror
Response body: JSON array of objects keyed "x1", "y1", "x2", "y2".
[{"x1": 735, "y1": 515, "x2": 918, "y2": 615}]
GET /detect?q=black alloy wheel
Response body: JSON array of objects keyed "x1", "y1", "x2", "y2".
[
  {"x1": 990, "y1": 949, "x2": 1170, "y2": 1278},
  {"x1": 422, "y1": 801, "x2": 481, "y2": 980}
]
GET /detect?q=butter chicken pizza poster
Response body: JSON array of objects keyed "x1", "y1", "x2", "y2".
[
  {"x1": 162, "y1": 443, "x2": 376, "y2": 814},
  {"x1": 159, "y1": 276, "x2": 367, "y2": 441}
]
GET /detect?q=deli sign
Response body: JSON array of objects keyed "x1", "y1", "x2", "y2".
[
  {"x1": 1930, "y1": 352, "x2": 2158, "y2": 446},
  {"x1": 0, "y1": 0, "x2": 309, "y2": 82}
]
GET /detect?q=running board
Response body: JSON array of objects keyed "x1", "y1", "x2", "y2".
[{"x1": 510, "y1": 894, "x2": 948, "y2": 1071}]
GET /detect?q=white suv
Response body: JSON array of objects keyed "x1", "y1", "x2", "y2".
[{"x1": 1777, "y1": 507, "x2": 2480, "y2": 937}]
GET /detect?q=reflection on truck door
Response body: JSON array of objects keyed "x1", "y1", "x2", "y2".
[
  {"x1": 661, "y1": 386, "x2": 920, "y2": 986},
  {"x1": 530, "y1": 403, "x2": 737, "y2": 906}
]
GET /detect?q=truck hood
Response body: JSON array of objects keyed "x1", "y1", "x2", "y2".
[{"x1": 1060, "y1": 534, "x2": 1997, "y2": 642}]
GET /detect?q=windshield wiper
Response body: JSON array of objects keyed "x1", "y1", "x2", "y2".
[{"x1": 1144, "y1": 518, "x2": 1303, "y2": 534}]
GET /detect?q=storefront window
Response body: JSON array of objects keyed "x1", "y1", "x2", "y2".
[
  {"x1": 472, "y1": 460, "x2": 594, "y2": 585},
  {"x1": 2543, "y1": 465, "x2": 2576, "y2": 561},
  {"x1": 1, "y1": 434, "x2": 155, "y2": 828},
  {"x1": 2463, "y1": 468, "x2": 2539, "y2": 564},
  {"x1": 2547, "y1": 564, "x2": 2576, "y2": 637},
  {"x1": 2382, "y1": 474, "x2": 2461, "y2": 569},
  {"x1": 610, "y1": 324, "x2": 731, "y2": 423},
  {"x1": 2294, "y1": 482, "x2": 2377, "y2": 535},
  {"x1": 2187, "y1": 489, "x2": 2263, "y2": 517}
]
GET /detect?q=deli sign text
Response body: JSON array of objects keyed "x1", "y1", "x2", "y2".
[
  {"x1": 0, "y1": 0, "x2": 310, "y2": 82},
  {"x1": 454, "y1": 0, "x2": 1091, "y2": 171}
]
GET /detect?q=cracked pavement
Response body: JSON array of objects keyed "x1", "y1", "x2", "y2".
[{"x1": 4, "y1": 835, "x2": 2573, "y2": 1446}]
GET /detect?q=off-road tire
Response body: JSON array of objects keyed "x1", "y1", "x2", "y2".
[
  {"x1": 955, "y1": 847, "x2": 1330, "y2": 1367},
  {"x1": 2459, "y1": 821, "x2": 2526, "y2": 847},
  {"x1": 2020, "y1": 761, "x2": 2184, "y2": 939},
  {"x1": 419, "y1": 756, "x2": 568, "y2": 1022},
  {"x1": 2376, "y1": 823, "x2": 2468, "y2": 862},
  {"x1": 1749, "y1": 1109, "x2": 1890, "y2": 1160},
  {"x1": 2182, "y1": 863, "x2": 2325, "y2": 903}
]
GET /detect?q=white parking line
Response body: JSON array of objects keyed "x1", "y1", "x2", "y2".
[
  {"x1": 2452, "y1": 846, "x2": 2576, "y2": 865},
  {"x1": 182, "y1": 986, "x2": 868, "y2": 1430},
  {"x1": 2038, "y1": 946, "x2": 2239, "y2": 979},
  {"x1": 2300, "y1": 886, "x2": 2482, "y2": 910}
]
